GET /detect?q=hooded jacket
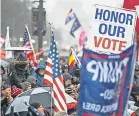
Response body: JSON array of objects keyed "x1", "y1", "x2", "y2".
[{"x1": 33, "y1": 60, "x2": 46, "y2": 87}]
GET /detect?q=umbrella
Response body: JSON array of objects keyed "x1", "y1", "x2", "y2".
[{"x1": 6, "y1": 87, "x2": 77, "y2": 115}]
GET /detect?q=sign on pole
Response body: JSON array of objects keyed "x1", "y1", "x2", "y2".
[{"x1": 87, "y1": 5, "x2": 137, "y2": 53}]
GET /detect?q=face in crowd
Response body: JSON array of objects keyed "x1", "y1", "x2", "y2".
[
  {"x1": 2, "y1": 87, "x2": 12, "y2": 98},
  {"x1": 37, "y1": 105, "x2": 45, "y2": 115},
  {"x1": 39, "y1": 68, "x2": 45, "y2": 76}
]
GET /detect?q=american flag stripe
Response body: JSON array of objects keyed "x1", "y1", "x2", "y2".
[
  {"x1": 51, "y1": 91, "x2": 63, "y2": 112},
  {"x1": 43, "y1": 29, "x2": 67, "y2": 112},
  {"x1": 53, "y1": 96, "x2": 63, "y2": 111},
  {"x1": 54, "y1": 92, "x2": 65, "y2": 111},
  {"x1": 23, "y1": 25, "x2": 37, "y2": 68},
  {"x1": 45, "y1": 70, "x2": 52, "y2": 77},
  {"x1": 47, "y1": 62, "x2": 53, "y2": 68},
  {"x1": 53, "y1": 83, "x2": 66, "y2": 111},
  {"x1": 43, "y1": 58, "x2": 53, "y2": 85},
  {"x1": 54, "y1": 77, "x2": 66, "y2": 105}
]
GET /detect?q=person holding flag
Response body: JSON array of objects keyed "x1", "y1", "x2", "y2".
[{"x1": 23, "y1": 25, "x2": 44, "y2": 68}]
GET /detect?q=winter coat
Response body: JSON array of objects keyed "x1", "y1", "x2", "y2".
[
  {"x1": 33, "y1": 60, "x2": 46, "y2": 87},
  {"x1": 27, "y1": 106, "x2": 50, "y2": 116},
  {"x1": 8, "y1": 64, "x2": 29, "y2": 88},
  {"x1": 133, "y1": 75, "x2": 139, "y2": 88},
  {"x1": 1, "y1": 98, "x2": 10, "y2": 115}
]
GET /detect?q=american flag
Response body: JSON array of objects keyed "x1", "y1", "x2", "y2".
[
  {"x1": 23, "y1": 25, "x2": 37, "y2": 67},
  {"x1": 43, "y1": 29, "x2": 67, "y2": 112}
]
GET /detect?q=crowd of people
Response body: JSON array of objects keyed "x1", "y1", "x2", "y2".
[
  {"x1": 0, "y1": 52, "x2": 80, "y2": 116},
  {"x1": 1, "y1": 51, "x2": 139, "y2": 116}
]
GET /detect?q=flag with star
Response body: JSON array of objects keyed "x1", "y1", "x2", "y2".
[
  {"x1": 43, "y1": 29, "x2": 67, "y2": 112},
  {"x1": 23, "y1": 25, "x2": 37, "y2": 67}
]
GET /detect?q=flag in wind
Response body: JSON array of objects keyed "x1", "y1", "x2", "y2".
[
  {"x1": 23, "y1": 25, "x2": 37, "y2": 67},
  {"x1": 68, "y1": 49, "x2": 77, "y2": 71},
  {"x1": 65, "y1": 9, "x2": 81, "y2": 37},
  {"x1": 5, "y1": 26, "x2": 12, "y2": 59},
  {"x1": 79, "y1": 28, "x2": 87, "y2": 46},
  {"x1": 65, "y1": 9, "x2": 76, "y2": 25},
  {"x1": 43, "y1": 29, "x2": 67, "y2": 112},
  {"x1": 68, "y1": 48, "x2": 82, "y2": 72},
  {"x1": 70, "y1": 18, "x2": 81, "y2": 37}
]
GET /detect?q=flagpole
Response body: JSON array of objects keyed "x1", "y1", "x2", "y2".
[
  {"x1": 48, "y1": 22, "x2": 53, "y2": 116},
  {"x1": 25, "y1": 25, "x2": 36, "y2": 60},
  {"x1": 5, "y1": 26, "x2": 13, "y2": 59}
]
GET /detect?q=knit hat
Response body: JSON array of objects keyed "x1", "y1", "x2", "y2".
[
  {"x1": 1, "y1": 84, "x2": 11, "y2": 90},
  {"x1": 63, "y1": 73, "x2": 72, "y2": 82},
  {"x1": 30, "y1": 102, "x2": 41, "y2": 109},
  {"x1": 27, "y1": 76, "x2": 36, "y2": 83},
  {"x1": 64, "y1": 64, "x2": 68, "y2": 69},
  {"x1": 11, "y1": 88, "x2": 23, "y2": 97}
]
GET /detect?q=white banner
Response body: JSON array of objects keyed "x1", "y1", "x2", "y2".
[{"x1": 87, "y1": 5, "x2": 137, "y2": 53}]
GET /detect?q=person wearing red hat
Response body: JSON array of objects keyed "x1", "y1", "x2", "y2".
[{"x1": 11, "y1": 86, "x2": 23, "y2": 98}]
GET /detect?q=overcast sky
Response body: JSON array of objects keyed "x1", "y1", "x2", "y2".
[{"x1": 42, "y1": 0, "x2": 125, "y2": 46}]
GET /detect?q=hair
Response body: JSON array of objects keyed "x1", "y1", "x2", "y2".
[{"x1": 1, "y1": 65, "x2": 5, "y2": 75}]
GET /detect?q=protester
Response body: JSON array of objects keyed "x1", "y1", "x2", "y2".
[
  {"x1": 21, "y1": 81, "x2": 32, "y2": 91},
  {"x1": 33, "y1": 60, "x2": 46, "y2": 87},
  {"x1": 62, "y1": 64, "x2": 69, "y2": 73},
  {"x1": 8, "y1": 62, "x2": 30, "y2": 89},
  {"x1": 134, "y1": 63, "x2": 139, "y2": 88},
  {"x1": 1, "y1": 65, "x2": 8, "y2": 84},
  {"x1": 71, "y1": 76, "x2": 80, "y2": 100},
  {"x1": 1, "y1": 84, "x2": 13, "y2": 114},
  {"x1": 11, "y1": 86, "x2": 23, "y2": 98},
  {"x1": 27, "y1": 75, "x2": 38, "y2": 88},
  {"x1": 28, "y1": 102, "x2": 50, "y2": 116}
]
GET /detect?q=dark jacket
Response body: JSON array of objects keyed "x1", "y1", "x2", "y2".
[
  {"x1": 8, "y1": 64, "x2": 30, "y2": 88},
  {"x1": 134, "y1": 75, "x2": 139, "y2": 88},
  {"x1": 27, "y1": 106, "x2": 50, "y2": 116},
  {"x1": 33, "y1": 60, "x2": 46, "y2": 87},
  {"x1": 1, "y1": 98, "x2": 10, "y2": 115}
]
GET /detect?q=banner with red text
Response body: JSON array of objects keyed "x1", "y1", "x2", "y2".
[{"x1": 87, "y1": 5, "x2": 137, "y2": 54}]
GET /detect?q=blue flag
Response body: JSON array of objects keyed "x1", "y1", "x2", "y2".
[
  {"x1": 70, "y1": 18, "x2": 81, "y2": 37},
  {"x1": 78, "y1": 45, "x2": 135, "y2": 116}
]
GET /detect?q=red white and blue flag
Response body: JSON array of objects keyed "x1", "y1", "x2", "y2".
[
  {"x1": 79, "y1": 28, "x2": 87, "y2": 46},
  {"x1": 65, "y1": 9, "x2": 81, "y2": 37},
  {"x1": 23, "y1": 25, "x2": 37, "y2": 67},
  {"x1": 43, "y1": 29, "x2": 67, "y2": 112},
  {"x1": 65, "y1": 9, "x2": 76, "y2": 25}
]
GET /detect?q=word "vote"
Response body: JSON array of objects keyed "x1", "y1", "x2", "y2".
[{"x1": 94, "y1": 36, "x2": 127, "y2": 51}]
